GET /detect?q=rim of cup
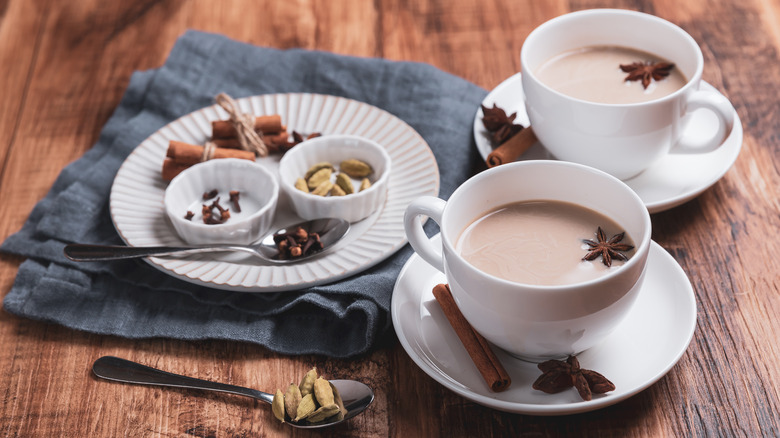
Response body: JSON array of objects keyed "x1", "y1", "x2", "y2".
[
  {"x1": 440, "y1": 160, "x2": 652, "y2": 292},
  {"x1": 520, "y1": 8, "x2": 704, "y2": 107}
]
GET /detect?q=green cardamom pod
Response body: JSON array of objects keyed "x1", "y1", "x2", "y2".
[
  {"x1": 299, "y1": 367, "x2": 318, "y2": 397},
  {"x1": 335, "y1": 173, "x2": 354, "y2": 194},
  {"x1": 329, "y1": 381, "x2": 348, "y2": 418},
  {"x1": 359, "y1": 177, "x2": 371, "y2": 191},
  {"x1": 307, "y1": 168, "x2": 333, "y2": 190},
  {"x1": 272, "y1": 389, "x2": 286, "y2": 422},
  {"x1": 284, "y1": 383, "x2": 302, "y2": 420},
  {"x1": 330, "y1": 184, "x2": 346, "y2": 196},
  {"x1": 294, "y1": 393, "x2": 317, "y2": 422},
  {"x1": 339, "y1": 159, "x2": 373, "y2": 178},
  {"x1": 311, "y1": 180, "x2": 334, "y2": 196},
  {"x1": 294, "y1": 178, "x2": 309, "y2": 193},
  {"x1": 305, "y1": 404, "x2": 340, "y2": 423},
  {"x1": 313, "y1": 377, "x2": 335, "y2": 406},
  {"x1": 304, "y1": 162, "x2": 335, "y2": 180}
]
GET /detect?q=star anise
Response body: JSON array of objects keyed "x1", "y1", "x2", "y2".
[
  {"x1": 619, "y1": 61, "x2": 675, "y2": 89},
  {"x1": 481, "y1": 104, "x2": 524, "y2": 145},
  {"x1": 582, "y1": 227, "x2": 634, "y2": 267},
  {"x1": 532, "y1": 355, "x2": 615, "y2": 401}
]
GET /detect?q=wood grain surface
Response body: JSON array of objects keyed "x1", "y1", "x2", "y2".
[{"x1": 1, "y1": 0, "x2": 779, "y2": 436}]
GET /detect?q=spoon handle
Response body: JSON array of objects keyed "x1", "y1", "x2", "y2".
[
  {"x1": 64, "y1": 243, "x2": 233, "y2": 261},
  {"x1": 92, "y1": 356, "x2": 273, "y2": 404}
]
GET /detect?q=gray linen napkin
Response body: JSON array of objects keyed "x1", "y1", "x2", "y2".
[{"x1": 1, "y1": 31, "x2": 486, "y2": 357}]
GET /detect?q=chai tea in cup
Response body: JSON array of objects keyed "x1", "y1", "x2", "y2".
[
  {"x1": 455, "y1": 200, "x2": 635, "y2": 286},
  {"x1": 520, "y1": 9, "x2": 735, "y2": 180},
  {"x1": 534, "y1": 45, "x2": 687, "y2": 104},
  {"x1": 404, "y1": 161, "x2": 652, "y2": 360}
]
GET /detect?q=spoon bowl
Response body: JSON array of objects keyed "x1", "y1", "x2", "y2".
[
  {"x1": 92, "y1": 356, "x2": 374, "y2": 429},
  {"x1": 64, "y1": 218, "x2": 350, "y2": 263}
]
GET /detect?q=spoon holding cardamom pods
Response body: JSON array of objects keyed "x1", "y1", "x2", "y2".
[{"x1": 92, "y1": 356, "x2": 374, "y2": 429}]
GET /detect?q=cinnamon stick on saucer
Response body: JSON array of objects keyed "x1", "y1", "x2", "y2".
[
  {"x1": 486, "y1": 126, "x2": 538, "y2": 168},
  {"x1": 432, "y1": 284, "x2": 512, "y2": 392}
]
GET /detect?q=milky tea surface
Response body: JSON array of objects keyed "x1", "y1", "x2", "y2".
[
  {"x1": 455, "y1": 200, "x2": 635, "y2": 286},
  {"x1": 534, "y1": 45, "x2": 687, "y2": 104}
]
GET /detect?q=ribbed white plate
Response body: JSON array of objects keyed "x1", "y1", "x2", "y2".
[{"x1": 110, "y1": 93, "x2": 439, "y2": 292}]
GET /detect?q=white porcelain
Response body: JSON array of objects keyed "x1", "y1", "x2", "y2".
[
  {"x1": 404, "y1": 161, "x2": 652, "y2": 361},
  {"x1": 164, "y1": 159, "x2": 278, "y2": 245},
  {"x1": 110, "y1": 93, "x2": 439, "y2": 292},
  {"x1": 521, "y1": 9, "x2": 735, "y2": 180},
  {"x1": 392, "y1": 235, "x2": 697, "y2": 415},
  {"x1": 279, "y1": 135, "x2": 391, "y2": 223},
  {"x1": 473, "y1": 75, "x2": 743, "y2": 213}
]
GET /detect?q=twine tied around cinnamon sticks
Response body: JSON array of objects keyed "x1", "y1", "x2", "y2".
[{"x1": 214, "y1": 93, "x2": 269, "y2": 157}]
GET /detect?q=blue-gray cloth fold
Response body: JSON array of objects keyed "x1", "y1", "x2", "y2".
[{"x1": 1, "y1": 30, "x2": 487, "y2": 357}]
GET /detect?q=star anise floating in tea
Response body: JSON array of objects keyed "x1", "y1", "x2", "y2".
[
  {"x1": 532, "y1": 355, "x2": 615, "y2": 401},
  {"x1": 619, "y1": 61, "x2": 675, "y2": 89},
  {"x1": 481, "y1": 104, "x2": 524, "y2": 146},
  {"x1": 582, "y1": 227, "x2": 634, "y2": 267}
]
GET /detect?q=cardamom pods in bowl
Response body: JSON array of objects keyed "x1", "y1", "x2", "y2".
[{"x1": 278, "y1": 134, "x2": 391, "y2": 223}]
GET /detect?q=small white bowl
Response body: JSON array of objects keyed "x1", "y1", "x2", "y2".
[
  {"x1": 164, "y1": 159, "x2": 279, "y2": 245},
  {"x1": 279, "y1": 135, "x2": 392, "y2": 223}
]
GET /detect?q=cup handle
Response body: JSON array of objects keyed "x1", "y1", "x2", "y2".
[
  {"x1": 673, "y1": 89, "x2": 735, "y2": 153},
  {"x1": 404, "y1": 196, "x2": 447, "y2": 272}
]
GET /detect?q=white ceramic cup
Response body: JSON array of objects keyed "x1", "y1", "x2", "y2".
[
  {"x1": 404, "y1": 161, "x2": 652, "y2": 361},
  {"x1": 521, "y1": 9, "x2": 735, "y2": 180}
]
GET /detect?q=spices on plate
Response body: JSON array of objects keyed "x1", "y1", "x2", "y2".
[
  {"x1": 532, "y1": 355, "x2": 615, "y2": 401},
  {"x1": 271, "y1": 367, "x2": 348, "y2": 424},
  {"x1": 481, "y1": 103, "x2": 536, "y2": 168}
]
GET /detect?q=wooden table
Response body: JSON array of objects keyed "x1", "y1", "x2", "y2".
[{"x1": 1, "y1": 1, "x2": 778, "y2": 436}]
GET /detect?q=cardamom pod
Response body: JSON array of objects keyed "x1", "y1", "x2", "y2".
[
  {"x1": 299, "y1": 367, "x2": 318, "y2": 397},
  {"x1": 294, "y1": 393, "x2": 317, "y2": 422},
  {"x1": 305, "y1": 404, "x2": 340, "y2": 423},
  {"x1": 304, "y1": 162, "x2": 335, "y2": 180},
  {"x1": 313, "y1": 377, "x2": 335, "y2": 406},
  {"x1": 330, "y1": 184, "x2": 346, "y2": 196},
  {"x1": 335, "y1": 173, "x2": 354, "y2": 194},
  {"x1": 272, "y1": 389, "x2": 286, "y2": 422},
  {"x1": 284, "y1": 383, "x2": 302, "y2": 420},
  {"x1": 307, "y1": 168, "x2": 333, "y2": 190},
  {"x1": 339, "y1": 159, "x2": 373, "y2": 178},
  {"x1": 329, "y1": 381, "x2": 348, "y2": 418},
  {"x1": 311, "y1": 180, "x2": 334, "y2": 196},
  {"x1": 294, "y1": 178, "x2": 309, "y2": 193},
  {"x1": 359, "y1": 177, "x2": 371, "y2": 191}
]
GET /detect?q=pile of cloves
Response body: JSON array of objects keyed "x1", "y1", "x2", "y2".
[{"x1": 273, "y1": 226, "x2": 323, "y2": 259}]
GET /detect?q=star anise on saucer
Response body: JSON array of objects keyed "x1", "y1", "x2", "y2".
[
  {"x1": 619, "y1": 61, "x2": 675, "y2": 89},
  {"x1": 532, "y1": 355, "x2": 615, "y2": 401},
  {"x1": 582, "y1": 227, "x2": 634, "y2": 267},
  {"x1": 481, "y1": 104, "x2": 524, "y2": 146}
]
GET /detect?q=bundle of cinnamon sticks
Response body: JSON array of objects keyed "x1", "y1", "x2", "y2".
[{"x1": 162, "y1": 114, "x2": 317, "y2": 181}]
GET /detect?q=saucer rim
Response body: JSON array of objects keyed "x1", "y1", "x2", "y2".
[
  {"x1": 473, "y1": 72, "x2": 743, "y2": 213},
  {"x1": 391, "y1": 234, "x2": 697, "y2": 416}
]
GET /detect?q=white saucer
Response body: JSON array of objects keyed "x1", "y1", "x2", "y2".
[
  {"x1": 391, "y1": 234, "x2": 696, "y2": 416},
  {"x1": 473, "y1": 73, "x2": 743, "y2": 213}
]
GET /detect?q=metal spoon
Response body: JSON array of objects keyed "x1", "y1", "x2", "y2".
[
  {"x1": 92, "y1": 356, "x2": 374, "y2": 429},
  {"x1": 64, "y1": 217, "x2": 349, "y2": 263}
]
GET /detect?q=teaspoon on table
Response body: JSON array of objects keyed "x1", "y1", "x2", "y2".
[
  {"x1": 92, "y1": 356, "x2": 374, "y2": 429},
  {"x1": 63, "y1": 217, "x2": 349, "y2": 263}
]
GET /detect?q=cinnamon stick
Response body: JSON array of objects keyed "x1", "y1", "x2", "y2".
[
  {"x1": 432, "y1": 284, "x2": 511, "y2": 392},
  {"x1": 212, "y1": 115, "x2": 283, "y2": 139},
  {"x1": 486, "y1": 127, "x2": 537, "y2": 168},
  {"x1": 166, "y1": 140, "x2": 255, "y2": 165},
  {"x1": 212, "y1": 131, "x2": 290, "y2": 149}
]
